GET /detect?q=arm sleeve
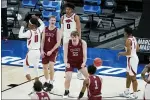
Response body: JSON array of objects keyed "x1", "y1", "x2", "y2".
[{"x1": 18, "y1": 26, "x2": 31, "y2": 38}]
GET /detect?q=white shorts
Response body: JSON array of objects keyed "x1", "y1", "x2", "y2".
[
  {"x1": 63, "y1": 37, "x2": 71, "y2": 50},
  {"x1": 144, "y1": 84, "x2": 150, "y2": 100},
  {"x1": 63, "y1": 37, "x2": 70, "y2": 44},
  {"x1": 24, "y1": 49, "x2": 40, "y2": 66},
  {"x1": 127, "y1": 56, "x2": 139, "y2": 76},
  {"x1": 63, "y1": 30, "x2": 73, "y2": 43}
]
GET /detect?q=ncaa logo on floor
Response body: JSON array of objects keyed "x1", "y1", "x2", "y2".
[{"x1": 2, "y1": 56, "x2": 143, "y2": 79}]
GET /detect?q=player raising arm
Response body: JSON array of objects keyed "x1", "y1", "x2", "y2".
[{"x1": 19, "y1": 15, "x2": 44, "y2": 82}]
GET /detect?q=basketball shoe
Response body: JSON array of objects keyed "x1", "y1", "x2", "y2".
[
  {"x1": 63, "y1": 90, "x2": 69, "y2": 99},
  {"x1": 119, "y1": 90, "x2": 130, "y2": 98},
  {"x1": 43, "y1": 82, "x2": 53, "y2": 92},
  {"x1": 128, "y1": 93, "x2": 138, "y2": 99}
]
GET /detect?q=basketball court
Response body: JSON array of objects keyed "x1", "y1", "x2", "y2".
[
  {"x1": 1, "y1": 0, "x2": 150, "y2": 99},
  {"x1": 2, "y1": 40, "x2": 146, "y2": 99}
]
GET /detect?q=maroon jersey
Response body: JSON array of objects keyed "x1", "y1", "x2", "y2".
[
  {"x1": 88, "y1": 75, "x2": 102, "y2": 98},
  {"x1": 44, "y1": 27, "x2": 58, "y2": 52},
  {"x1": 67, "y1": 39, "x2": 83, "y2": 63},
  {"x1": 36, "y1": 92, "x2": 50, "y2": 100}
]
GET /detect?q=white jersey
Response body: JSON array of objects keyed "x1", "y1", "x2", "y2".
[
  {"x1": 125, "y1": 36, "x2": 138, "y2": 57},
  {"x1": 63, "y1": 13, "x2": 77, "y2": 38},
  {"x1": 27, "y1": 29, "x2": 41, "y2": 49},
  {"x1": 19, "y1": 19, "x2": 45, "y2": 50}
]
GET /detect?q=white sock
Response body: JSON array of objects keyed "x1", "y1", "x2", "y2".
[
  {"x1": 46, "y1": 79, "x2": 50, "y2": 83},
  {"x1": 133, "y1": 92, "x2": 137, "y2": 96},
  {"x1": 126, "y1": 88, "x2": 129, "y2": 92},
  {"x1": 50, "y1": 80, "x2": 53, "y2": 84},
  {"x1": 23, "y1": 64, "x2": 29, "y2": 75}
]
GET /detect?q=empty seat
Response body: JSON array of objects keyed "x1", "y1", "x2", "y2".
[
  {"x1": 42, "y1": 11, "x2": 60, "y2": 21},
  {"x1": 83, "y1": 5, "x2": 101, "y2": 14},
  {"x1": 84, "y1": 0, "x2": 101, "y2": 5},
  {"x1": 22, "y1": 0, "x2": 38, "y2": 8},
  {"x1": 42, "y1": 0, "x2": 61, "y2": 11}
]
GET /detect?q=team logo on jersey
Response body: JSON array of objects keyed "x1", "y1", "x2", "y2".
[{"x1": 65, "y1": 19, "x2": 72, "y2": 23}]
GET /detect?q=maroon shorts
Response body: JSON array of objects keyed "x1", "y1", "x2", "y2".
[
  {"x1": 65, "y1": 62, "x2": 85, "y2": 72},
  {"x1": 42, "y1": 51, "x2": 58, "y2": 64},
  {"x1": 88, "y1": 96, "x2": 102, "y2": 100}
]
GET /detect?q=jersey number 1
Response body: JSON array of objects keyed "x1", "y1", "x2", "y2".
[
  {"x1": 34, "y1": 35, "x2": 38, "y2": 42},
  {"x1": 95, "y1": 80, "x2": 98, "y2": 89}
]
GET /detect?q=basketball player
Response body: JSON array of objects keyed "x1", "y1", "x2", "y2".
[
  {"x1": 118, "y1": 27, "x2": 139, "y2": 99},
  {"x1": 78, "y1": 65, "x2": 102, "y2": 100},
  {"x1": 19, "y1": 15, "x2": 45, "y2": 82},
  {"x1": 63, "y1": 31, "x2": 89, "y2": 98},
  {"x1": 141, "y1": 56, "x2": 150, "y2": 100},
  {"x1": 30, "y1": 80, "x2": 50, "y2": 100},
  {"x1": 41, "y1": 16, "x2": 61, "y2": 91},
  {"x1": 61, "y1": 3, "x2": 83, "y2": 80}
]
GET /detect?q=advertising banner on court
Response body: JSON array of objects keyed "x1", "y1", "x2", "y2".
[
  {"x1": 1, "y1": 40, "x2": 145, "y2": 79},
  {"x1": 137, "y1": 37, "x2": 150, "y2": 53}
]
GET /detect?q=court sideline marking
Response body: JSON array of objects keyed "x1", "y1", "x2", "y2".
[
  {"x1": 2, "y1": 70, "x2": 82, "y2": 92},
  {"x1": 2, "y1": 70, "x2": 141, "y2": 99},
  {"x1": 2, "y1": 73, "x2": 45, "y2": 92}
]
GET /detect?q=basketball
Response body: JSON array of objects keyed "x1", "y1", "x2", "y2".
[{"x1": 93, "y1": 58, "x2": 102, "y2": 67}]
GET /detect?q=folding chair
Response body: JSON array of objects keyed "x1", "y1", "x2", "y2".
[
  {"x1": 80, "y1": 15, "x2": 92, "y2": 43},
  {"x1": 97, "y1": 0, "x2": 117, "y2": 30},
  {"x1": 83, "y1": 0, "x2": 101, "y2": 23}
]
